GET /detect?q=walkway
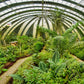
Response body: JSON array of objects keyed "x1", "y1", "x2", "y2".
[
  {"x1": 0, "y1": 57, "x2": 29, "y2": 84},
  {"x1": 71, "y1": 54, "x2": 84, "y2": 62}
]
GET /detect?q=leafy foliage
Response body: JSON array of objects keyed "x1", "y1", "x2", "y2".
[
  {"x1": 70, "y1": 42, "x2": 84, "y2": 60},
  {"x1": 0, "y1": 20, "x2": 84, "y2": 84},
  {"x1": 33, "y1": 41, "x2": 44, "y2": 52},
  {"x1": 39, "y1": 61, "x2": 47, "y2": 72},
  {"x1": 5, "y1": 33, "x2": 17, "y2": 43},
  {"x1": 53, "y1": 36, "x2": 65, "y2": 55},
  {"x1": 50, "y1": 8, "x2": 64, "y2": 35},
  {"x1": 0, "y1": 36, "x2": 45, "y2": 74},
  {"x1": 52, "y1": 50, "x2": 60, "y2": 63},
  {"x1": 12, "y1": 51, "x2": 84, "y2": 84},
  {"x1": 33, "y1": 50, "x2": 53, "y2": 65},
  {"x1": 37, "y1": 26, "x2": 57, "y2": 38},
  {"x1": 52, "y1": 23, "x2": 79, "y2": 56},
  {"x1": 63, "y1": 22, "x2": 79, "y2": 36}
]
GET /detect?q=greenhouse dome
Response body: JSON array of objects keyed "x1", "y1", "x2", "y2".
[{"x1": 0, "y1": 0, "x2": 84, "y2": 84}]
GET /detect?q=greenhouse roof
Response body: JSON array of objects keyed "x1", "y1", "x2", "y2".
[{"x1": 0, "y1": 0, "x2": 84, "y2": 39}]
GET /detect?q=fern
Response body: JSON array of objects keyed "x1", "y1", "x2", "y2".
[
  {"x1": 72, "y1": 41, "x2": 84, "y2": 49},
  {"x1": 10, "y1": 74, "x2": 24, "y2": 80},
  {"x1": 55, "y1": 63, "x2": 66, "y2": 75},
  {"x1": 10, "y1": 74, "x2": 26, "y2": 84},
  {"x1": 39, "y1": 61, "x2": 47, "y2": 72},
  {"x1": 52, "y1": 51, "x2": 60, "y2": 63}
]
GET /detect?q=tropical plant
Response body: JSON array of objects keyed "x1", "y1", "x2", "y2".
[
  {"x1": 5, "y1": 33, "x2": 17, "y2": 44},
  {"x1": 70, "y1": 44, "x2": 84, "y2": 60},
  {"x1": 11, "y1": 50, "x2": 84, "y2": 84},
  {"x1": 50, "y1": 8, "x2": 64, "y2": 35},
  {"x1": 17, "y1": 35, "x2": 29, "y2": 55},
  {"x1": 72, "y1": 41, "x2": 84, "y2": 49},
  {"x1": 52, "y1": 50, "x2": 60, "y2": 63},
  {"x1": 63, "y1": 22, "x2": 79, "y2": 36},
  {"x1": 10, "y1": 74, "x2": 26, "y2": 84},
  {"x1": 37, "y1": 26, "x2": 57, "y2": 38},
  {"x1": 0, "y1": 34, "x2": 2, "y2": 46},
  {"x1": 52, "y1": 22, "x2": 79, "y2": 56},
  {"x1": 81, "y1": 37, "x2": 84, "y2": 41},
  {"x1": 39, "y1": 61, "x2": 47, "y2": 72},
  {"x1": 53, "y1": 36, "x2": 65, "y2": 55},
  {"x1": 11, "y1": 51, "x2": 66, "y2": 84},
  {"x1": 33, "y1": 50, "x2": 53, "y2": 65},
  {"x1": 33, "y1": 41, "x2": 44, "y2": 52}
]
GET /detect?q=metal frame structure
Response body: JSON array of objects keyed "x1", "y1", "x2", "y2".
[{"x1": 0, "y1": 0, "x2": 84, "y2": 39}]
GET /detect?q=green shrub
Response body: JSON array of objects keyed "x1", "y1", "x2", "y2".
[
  {"x1": 39, "y1": 61, "x2": 47, "y2": 72},
  {"x1": 81, "y1": 37, "x2": 84, "y2": 41},
  {"x1": 45, "y1": 36, "x2": 54, "y2": 51},
  {"x1": 12, "y1": 52, "x2": 84, "y2": 84},
  {"x1": 76, "y1": 49, "x2": 84, "y2": 60},
  {"x1": 70, "y1": 46, "x2": 84, "y2": 60},
  {"x1": 33, "y1": 50, "x2": 53, "y2": 65},
  {"x1": 27, "y1": 48, "x2": 34, "y2": 55},
  {"x1": 53, "y1": 36, "x2": 66, "y2": 55},
  {"x1": 0, "y1": 65, "x2": 4, "y2": 74},
  {"x1": 0, "y1": 49, "x2": 5, "y2": 58},
  {"x1": 52, "y1": 50, "x2": 60, "y2": 63},
  {"x1": 33, "y1": 41, "x2": 44, "y2": 52},
  {"x1": 37, "y1": 26, "x2": 57, "y2": 38},
  {"x1": 5, "y1": 33, "x2": 17, "y2": 43},
  {"x1": 7, "y1": 54, "x2": 17, "y2": 62}
]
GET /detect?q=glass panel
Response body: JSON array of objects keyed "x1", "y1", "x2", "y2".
[
  {"x1": 80, "y1": 0, "x2": 84, "y2": 5},
  {"x1": 0, "y1": 2, "x2": 6, "y2": 8},
  {"x1": 0, "y1": 0, "x2": 84, "y2": 23}
]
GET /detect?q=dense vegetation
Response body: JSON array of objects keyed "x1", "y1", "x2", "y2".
[
  {"x1": 70, "y1": 41, "x2": 84, "y2": 60},
  {"x1": 11, "y1": 53, "x2": 84, "y2": 84},
  {"x1": 9, "y1": 29, "x2": 84, "y2": 83},
  {"x1": 0, "y1": 22, "x2": 83, "y2": 84},
  {"x1": 0, "y1": 9, "x2": 84, "y2": 83},
  {"x1": 0, "y1": 36, "x2": 44, "y2": 74}
]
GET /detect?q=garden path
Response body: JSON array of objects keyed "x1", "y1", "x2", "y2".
[
  {"x1": 71, "y1": 54, "x2": 84, "y2": 62},
  {"x1": 0, "y1": 57, "x2": 29, "y2": 84}
]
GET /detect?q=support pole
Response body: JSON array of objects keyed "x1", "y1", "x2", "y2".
[{"x1": 42, "y1": 0, "x2": 44, "y2": 27}]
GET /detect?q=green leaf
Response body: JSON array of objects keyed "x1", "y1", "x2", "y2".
[
  {"x1": 10, "y1": 74, "x2": 24, "y2": 80},
  {"x1": 39, "y1": 61, "x2": 46, "y2": 72},
  {"x1": 2, "y1": 69, "x2": 8, "y2": 72},
  {"x1": 52, "y1": 51, "x2": 60, "y2": 63}
]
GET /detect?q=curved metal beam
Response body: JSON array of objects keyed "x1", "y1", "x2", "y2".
[{"x1": 0, "y1": 1, "x2": 84, "y2": 16}]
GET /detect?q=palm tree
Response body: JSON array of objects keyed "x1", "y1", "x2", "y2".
[{"x1": 50, "y1": 8, "x2": 64, "y2": 35}]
